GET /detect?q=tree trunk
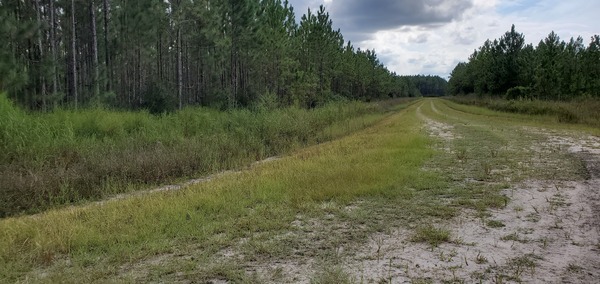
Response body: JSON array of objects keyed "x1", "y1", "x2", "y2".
[
  {"x1": 230, "y1": 47, "x2": 238, "y2": 108},
  {"x1": 177, "y1": 26, "x2": 183, "y2": 110},
  {"x1": 34, "y1": 0, "x2": 47, "y2": 111},
  {"x1": 103, "y1": 0, "x2": 111, "y2": 92},
  {"x1": 91, "y1": 0, "x2": 100, "y2": 98},
  {"x1": 137, "y1": 46, "x2": 142, "y2": 105},
  {"x1": 71, "y1": 0, "x2": 78, "y2": 109},
  {"x1": 157, "y1": 32, "x2": 162, "y2": 81},
  {"x1": 49, "y1": 0, "x2": 58, "y2": 106}
]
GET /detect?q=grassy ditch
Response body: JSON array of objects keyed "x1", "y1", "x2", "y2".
[
  {"x1": 0, "y1": 100, "x2": 439, "y2": 282},
  {"x1": 448, "y1": 95, "x2": 600, "y2": 128},
  {"x1": 0, "y1": 94, "x2": 410, "y2": 217}
]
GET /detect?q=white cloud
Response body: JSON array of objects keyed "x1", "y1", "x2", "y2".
[{"x1": 288, "y1": 0, "x2": 600, "y2": 77}]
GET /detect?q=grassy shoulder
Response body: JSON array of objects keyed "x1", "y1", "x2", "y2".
[
  {"x1": 448, "y1": 95, "x2": 600, "y2": 129},
  {"x1": 0, "y1": 94, "x2": 411, "y2": 217},
  {"x1": 422, "y1": 99, "x2": 588, "y2": 183},
  {"x1": 0, "y1": 99, "x2": 438, "y2": 282}
]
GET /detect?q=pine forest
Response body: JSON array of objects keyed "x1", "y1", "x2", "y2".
[{"x1": 0, "y1": 0, "x2": 445, "y2": 113}]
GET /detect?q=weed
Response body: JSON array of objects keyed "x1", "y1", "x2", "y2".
[
  {"x1": 501, "y1": 233, "x2": 529, "y2": 244},
  {"x1": 456, "y1": 148, "x2": 468, "y2": 162},
  {"x1": 411, "y1": 226, "x2": 451, "y2": 247},
  {"x1": 566, "y1": 263, "x2": 583, "y2": 273},
  {"x1": 311, "y1": 265, "x2": 353, "y2": 284},
  {"x1": 438, "y1": 249, "x2": 458, "y2": 262},
  {"x1": 539, "y1": 237, "x2": 549, "y2": 249},
  {"x1": 490, "y1": 149, "x2": 499, "y2": 158},
  {"x1": 411, "y1": 278, "x2": 434, "y2": 284},
  {"x1": 372, "y1": 235, "x2": 385, "y2": 260},
  {"x1": 383, "y1": 258, "x2": 393, "y2": 284},
  {"x1": 482, "y1": 162, "x2": 492, "y2": 178},
  {"x1": 507, "y1": 254, "x2": 539, "y2": 280},
  {"x1": 525, "y1": 213, "x2": 540, "y2": 223},
  {"x1": 486, "y1": 220, "x2": 506, "y2": 228},
  {"x1": 475, "y1": 252, "x2": 488, "y2": 264}
]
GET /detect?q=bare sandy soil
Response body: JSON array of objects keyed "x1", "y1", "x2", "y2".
[{"x1": 341, "y1": 114, "x2": 600, "y2": 283}]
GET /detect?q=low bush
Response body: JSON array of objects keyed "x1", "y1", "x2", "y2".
[{"x1": 505, "y1": 86, "x2": 531, "y2": 100}]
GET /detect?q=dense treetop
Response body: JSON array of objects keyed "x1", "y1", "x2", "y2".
[
  {"x1": 448, "y1": 25, "x2": 600, "y2": 100},
  {"x1": 0, "y1": 0, "x2": 446, "y2": 112}
]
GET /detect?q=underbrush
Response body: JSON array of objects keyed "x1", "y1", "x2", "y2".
[
  {"x1": 448, "y1": 95, "x2": 600, "y2": 128},
  {"x1": 0, "y1": 93, "x2": 407, "y2": 217}
]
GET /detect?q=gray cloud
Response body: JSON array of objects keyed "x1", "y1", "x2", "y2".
[
  {"x1": 329, "y1": 0, "x2": 473, "y2": 40},
  {"x1": 452, "y1": 26, "x2": 477, "y2": 45},
  {"x1": 412, "y1": 33, "x2": 430, "y2": 43}
]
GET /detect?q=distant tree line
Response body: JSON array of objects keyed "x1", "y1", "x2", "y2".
[
  {"x1": 0, "y1": 0, "x2": 441, "y2": 112},
  {"x1": 448, "y1": 25, "x2": 600, "y2": 100},
  {"x1": 406, "y1": 75, "x2": 447, "y2": 97}
]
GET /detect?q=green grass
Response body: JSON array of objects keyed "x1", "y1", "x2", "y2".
[
  {"x1": 449, "y1": 95, "x2": 600, "y2": 129},
  {"x1": 411, "y1": 226, "x2": 451, "y2": 247},
  {"x1": 0, "y1": 93, "x2": 410, "y2": 217},
  {"x1": 0, "y1": 97, "x2": 594, "y2": 282},
  {"x1": 486, "y1": 220, "x2": 506, "y2": 228},
  {"x1": 311, "y1": 266, "x2": 353, "y2": 284},
  {"x1": 0, "y1": 100, "x2": 438, "y2": 282}
]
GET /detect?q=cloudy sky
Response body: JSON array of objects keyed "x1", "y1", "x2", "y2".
[{"x1": 287, "y1": 0, "x2": 599, "y2": 78}]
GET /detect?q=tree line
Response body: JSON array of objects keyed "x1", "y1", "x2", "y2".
[
  {"x1": 406, "y1": 75, "x2": 447, "y2": 97},
  {"x1": 448, "y1": 25, "x2": 600, "y2": 100},
  {"x1": 0, "y1": 0, "x2": 447, "y2": 112}
]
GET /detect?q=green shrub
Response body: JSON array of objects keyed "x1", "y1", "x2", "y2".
[
  {"x1": 505, "y1": 86, "x2": 531, "y2": 100},
  {"x1": 142, "y1": 82, "x2": 176, "y2": 114}
]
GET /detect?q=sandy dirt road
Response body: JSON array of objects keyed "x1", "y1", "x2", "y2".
[
  {"x1": 244, "y1": 99, "x2": 600, "y2": 283},
  {"x1": 341, "y1": 101, "x2": 600, "y2": 283}
]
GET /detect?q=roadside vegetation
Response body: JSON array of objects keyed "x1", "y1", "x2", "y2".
[
  {"x1": 449, "y1": 95, "x2": 600, "y2": 128},
  {"x1": 0, "y1": 93, "x2": 411, "y2": 217},
  {"x1": 0, "y1": 99, "x2": 439, "y2": 282},
  {"x1": 0, "y1": 99, "x2": 596, "y2": 282}
]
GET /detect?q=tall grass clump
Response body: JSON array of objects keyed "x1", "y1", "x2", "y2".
[
  {"x1": 0, "y1": 93, "x2": 403, "y2": 217},
  {"x1": 0, "y1": 94, "x2": 45, "y2": 163}
]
